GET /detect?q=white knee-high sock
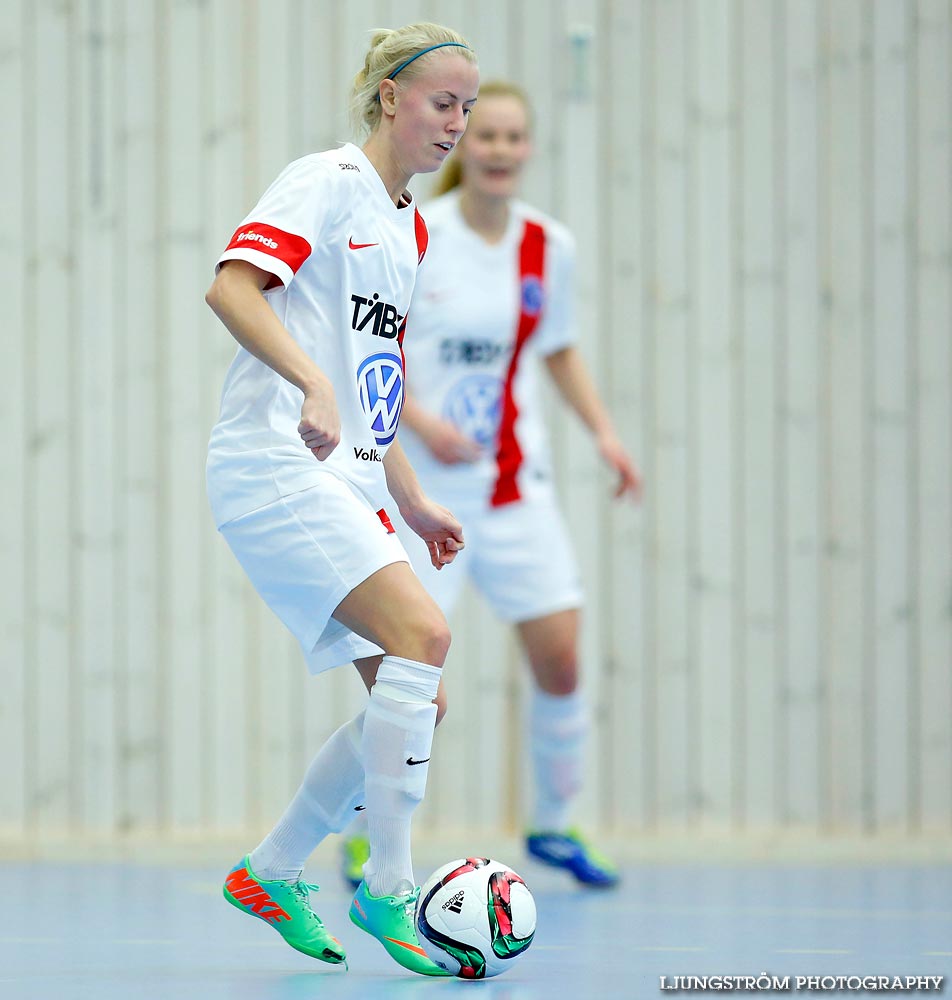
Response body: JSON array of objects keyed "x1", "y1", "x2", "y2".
[
  {"x1": 249, "y1": 711, "x2": 365, "y2": 882},
  {"x1": 361, "y1": 655, "x2": 441, "y2": 898},
  {"x1": 528, "y1": 687, "x2": 588, "y2": 832}
]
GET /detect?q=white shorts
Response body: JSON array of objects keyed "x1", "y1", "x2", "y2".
[
  {"x1": 395, "y1": 480, "x2": 583, "y2": 623},
  {"x1": 219, "y1": 474, "x2": 408, "y2": 673}
]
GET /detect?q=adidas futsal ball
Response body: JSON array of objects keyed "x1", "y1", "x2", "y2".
[{"x1": 415, "y1": 857, "x2": 536, "y2": 979}]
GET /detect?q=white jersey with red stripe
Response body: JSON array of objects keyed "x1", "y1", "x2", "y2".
[
  {"x1": 207, "y1": 143, "x2": 428, "y2": 527},
  {"x1": 399, "y1": 190, "x2": 576, "y2": 504}
]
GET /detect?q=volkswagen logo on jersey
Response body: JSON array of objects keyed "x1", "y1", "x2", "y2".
[
  {"x1": 521, "y1": 275, "x2": 544, "y2": 316},
  {"x1": 443, "y1": 374, "x2": 502, "y2": 448},
  {"x1": 357, "y1": 353, "x2": 404, "y2": 446}
]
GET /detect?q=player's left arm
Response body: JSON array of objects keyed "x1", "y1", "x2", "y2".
[
  {"x1": 384, "y1": 439, "x2": 465, "y2": 569},
  {"x1": 544, "y1": 346, "x2": 642, "y2": 501}
]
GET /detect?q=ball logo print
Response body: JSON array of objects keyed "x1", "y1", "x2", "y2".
[
  {"x1": 443, "y1": 375, "x2": 502, "y2": 448},
  {"x1": 357, "y1": 353, "x2": 404, "y2": 446}
]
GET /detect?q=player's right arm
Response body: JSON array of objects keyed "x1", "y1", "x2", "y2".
[
  {"x1": 205, "y1": 259, "x2": 340, "y2": 461},
  {"x1": 400, "y1": 392, "x2": 482, "y2": 465}
]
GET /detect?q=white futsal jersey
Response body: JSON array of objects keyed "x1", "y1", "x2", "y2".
[
  {"x1": 398, "y1": 191, "x2": 576, "y2": 505},
  {"x1": 207, "y1": 143, "x2": 427, "y2": 527}
]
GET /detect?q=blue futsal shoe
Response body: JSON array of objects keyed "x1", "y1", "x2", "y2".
[{"x1": 526, "y1": 829, "x2": 620, "y2": 888}]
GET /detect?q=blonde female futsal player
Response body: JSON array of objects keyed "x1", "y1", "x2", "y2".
[
  {"x1": 339, "y1": 80, "x2": 641, "y2": 890},
  {"x1": 204, "y1": 24, "x2": 478, "y2": 974}
]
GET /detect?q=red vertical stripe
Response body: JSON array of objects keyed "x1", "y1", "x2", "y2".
[
  {"x1": 397, "y1": 313, "x2": 408, "y2": 376},
  {"x1": 490, "y1": 220, "x2": 546, "y2": 507},
  {"x1": 403, "y1": 209, "x2": 429, "y2": 376},
  {"x1": 414, "y1": 207, "x2": 429, "y2": 264}
]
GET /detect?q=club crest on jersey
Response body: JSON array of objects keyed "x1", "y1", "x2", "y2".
[
  {"x1": 443, "y1": 374, "x2": 502, "y2": 448},
  {"x1": 521, "y1": 275, "x2": 544, "y2": 316},
  {"x1": 357, "y1": 353, "x2": 404, "y2": 446},
  {"x1": 351, "y1": 293, "x2": 404, "y2": 340}
]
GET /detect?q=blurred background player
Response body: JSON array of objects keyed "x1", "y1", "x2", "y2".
[
  {"x1": 204, "y1": 24, "x2": 478, "y2": 974},
  {"x1": 341, "y1": 80, "x2": 640, "y2": 891}
]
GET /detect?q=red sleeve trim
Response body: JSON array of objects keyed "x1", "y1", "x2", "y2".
[{"x1": 223, "y1": 223, "x2": 312, "y2": 277}]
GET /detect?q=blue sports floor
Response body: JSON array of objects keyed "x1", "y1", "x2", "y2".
[{"x1": 3, "y1": 852, "x2": 949, "y2": 999}]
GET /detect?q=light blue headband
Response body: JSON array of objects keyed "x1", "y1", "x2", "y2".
[{"x1": 375, "y1": 42, "x2": 471, "y2": 101}]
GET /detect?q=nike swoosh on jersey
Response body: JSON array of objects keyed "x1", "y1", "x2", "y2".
[
  {"x1": 349, "y1": 237, "x2": 379, "y2": 249},
  {"x1": 406, "y1": 757, "x2": 430, "y2": 766}
]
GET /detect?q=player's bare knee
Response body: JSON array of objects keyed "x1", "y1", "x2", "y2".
[
  {"x1": 420, "y1": 627, "x2": 451, "y2": 667},
  {"x1": 547, "y1": 676, "x2": 577, "y2": 697},
  {"x1": 410, "y1": 610, "x2": 451, "y2": 666},
  {"x1": 539, "y1": 656, "x2": 579, "y2": 697}
]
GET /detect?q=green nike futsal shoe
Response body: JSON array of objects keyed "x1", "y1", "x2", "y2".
[
  {"x1": 349, "y1": 880, "x2": 449, "y2": 976},
  {"x1": 223, "y1": 856, "x2": 346, "y2": 965}
]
